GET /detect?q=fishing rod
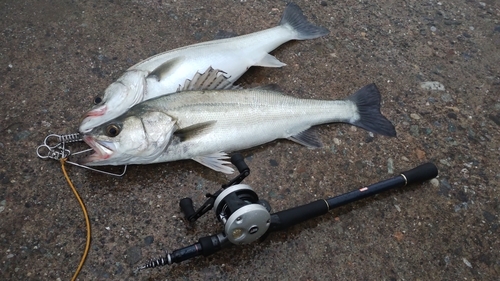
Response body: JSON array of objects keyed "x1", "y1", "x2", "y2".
[{"x1": 138, "y1": 154, "x2": 438, "y2": 270}]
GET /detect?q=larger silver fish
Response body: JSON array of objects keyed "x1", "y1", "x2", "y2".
[
  {"x1": 81, "y1": 76, "x2": 397, "y2": 174},
  {"x1": 79, "y1": 3, "x2": 329, "y2": 133}
]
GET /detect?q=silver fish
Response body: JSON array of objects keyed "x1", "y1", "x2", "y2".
[
  {"x1": 81, "y1": 71, "x2": 396, "y2": 174},
  {"x1": 79, "y1": 3, "x2": 329, "y2": 133}
]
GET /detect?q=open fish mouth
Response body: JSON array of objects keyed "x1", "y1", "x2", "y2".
[
  {"x1": 81, "y1": 135, "x2": 114, "y2": 164},
  {"x1": 85, "y1": 105, "x2": 108, "y2": 117},
  {"x1": 79, "y1": 105, "x2": 109, "y2": 133}
]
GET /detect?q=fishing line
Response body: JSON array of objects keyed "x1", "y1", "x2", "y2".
[{"x1": 60, "y1": 158, "x2": 91, "y2": 281}]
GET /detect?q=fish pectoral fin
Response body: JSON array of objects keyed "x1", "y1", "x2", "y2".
[
  {"x1": 146, "y1": 56, "x2": 185, "y2": 82},
  {"x1": 177, "y1": 66, "x2": 242, "y2": 92},
  {"x1": 289, "y1": 128, "x2": 323, "y2": 148},
  {"x1": 254, "y1": 54, "x2": 286, "y2": 68},
  {"x1": 193, "y1": 152, "x2": 234, "y2": 174},
  {"x1": 174, "y1": 121, "x2": 217, "y2": 142}
]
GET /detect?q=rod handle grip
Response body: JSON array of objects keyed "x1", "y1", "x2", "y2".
[
  {"x1": 269, "y1": 200, "x2": 330, "y2": 232},
  {"x1": 401, "y1": 162, "x2": 438, "y2": 185}
]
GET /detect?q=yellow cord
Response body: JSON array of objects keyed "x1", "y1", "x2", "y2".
[{"x1": 60, "y1": 158, "x2": 91, "y2": 281}]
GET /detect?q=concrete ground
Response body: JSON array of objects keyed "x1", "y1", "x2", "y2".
[{"x1": 1, "y1": 0, "x2": 499, "y2": 280}]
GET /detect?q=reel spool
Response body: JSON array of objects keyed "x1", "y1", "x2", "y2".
[{"x1": 213, "y1": 184, "x2": 271, "y2": 244}]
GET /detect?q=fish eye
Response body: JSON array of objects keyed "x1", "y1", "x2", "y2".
[
  {"x1": 105, "y1": 124, "x2": 120, "y2": 137},
  {"x1": 93, "y1": 96, "x2": 103, "y2": 105}
]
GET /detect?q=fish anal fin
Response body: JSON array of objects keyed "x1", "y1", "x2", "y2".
[
  {"x1": 289, "y1": 128, "x2": 323, "y2": 148},
  {"x1": 174, "y1": 121, "x2": 217, "y2": 142},
  {"x1": 193, "y1": 152, "x2": 234, "y2": 174},
  {"x1": 254, "y1": 54, "x2": 286, "y2": 68},
  {"x1": 147, "y1": 56, "x2": 184, "y2": 81},
  {"x1": 177, "y1": 67, "x2": 242, "y2": 92}
]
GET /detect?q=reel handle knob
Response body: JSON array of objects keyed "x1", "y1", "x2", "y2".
[
  {"x1": 180, "y1": 198, "x2": 196, "y2": 221},
  {"x1": 222, "y1": 153, "x2": 250, "y2": 188},
  {"x1": 231, "y1": 154, "x2": 249, "y2": 174}
]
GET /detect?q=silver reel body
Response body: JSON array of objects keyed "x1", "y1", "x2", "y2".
[{"x1": 214, "y1": 184, "x2": 271, "y2": 245}]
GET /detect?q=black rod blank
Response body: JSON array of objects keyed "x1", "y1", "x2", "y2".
[
  {"x1": 327, "y1": 162, "x2": 437, "y2": 209},
  {"x1": 269, "y1": 163, "x2": 438, "y2": 231}
]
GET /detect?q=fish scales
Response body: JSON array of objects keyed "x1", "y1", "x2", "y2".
[
  {"x1": 82, "y1": 81, "x2": 396, "y2": 173},
  {"x1": 145, "y1": 90, "x2": 357, "y2": 163},
  {"x1": 145, "y1": 90, "x2": 355, "y2": 132}
]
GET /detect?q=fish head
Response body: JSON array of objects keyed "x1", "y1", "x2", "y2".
[
  {"x1": 81, "y1": 109, "x2": 176, "y2": 166},
  {"x1": 79, "y1": 70, "x2": 147, "y2": 133}
]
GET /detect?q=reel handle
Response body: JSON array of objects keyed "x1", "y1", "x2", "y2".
[
  {"x1": 180, "y1": 153, "x2": 251, "y2": 222},
  {"x1": 230, "y1": 153, "x2": 249, "y2": 174},
  {"x1": 179, "y1": 198, "x2": 196, "y2": 220},
  {"x1": 222, "y1": 154, "x2": 250, "y2": 188}
]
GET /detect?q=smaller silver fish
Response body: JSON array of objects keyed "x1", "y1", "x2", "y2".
[
  {"x1": 79, "y1": 2, "x2": 329, "y2": 133},
  {"x1": 82, "y1": 70, "x2": 396, "y2": 173}
]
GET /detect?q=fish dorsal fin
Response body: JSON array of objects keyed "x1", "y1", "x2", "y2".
[
  {"x1": 193, "y1": 152, "x2": 234, "y2": 174},
  {"x1": 147, "y1": 56, "x2": 185, "y2": 81},
  {"x1": 177, "y1": 66, "x2": 242, "y2": 92},
  {"x1": 174, "y1": 121, "x2": 217, "y2": 142},
  {"x1": 288, "y1": 128, "x2": 323, "y2": 148},
  {"x1": 253, "y1": 84, "x2": 283, "y2": 92}
]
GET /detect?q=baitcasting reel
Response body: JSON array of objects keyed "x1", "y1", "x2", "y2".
[
  {"x1": 213, "y1": 184, "x2": 271, "y2": 244},
  {"x1": 138, "y1": 154, "x2": 439, "y2": 271},
  {"x1": 178, "y1": 154, "x2": 271, "y2": 245}
]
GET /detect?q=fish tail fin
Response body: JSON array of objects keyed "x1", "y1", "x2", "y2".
[
  {"x1": 347, "y1": 84, "x2": 397, "y2": 137},
  {"x1": 280, "y1": 3, "x2": 329, "y2": 40}
]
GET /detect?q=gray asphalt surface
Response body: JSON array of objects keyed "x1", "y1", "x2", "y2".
[{"x1": 1, "y1": 0, "x2": 499, "y2": 280}]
